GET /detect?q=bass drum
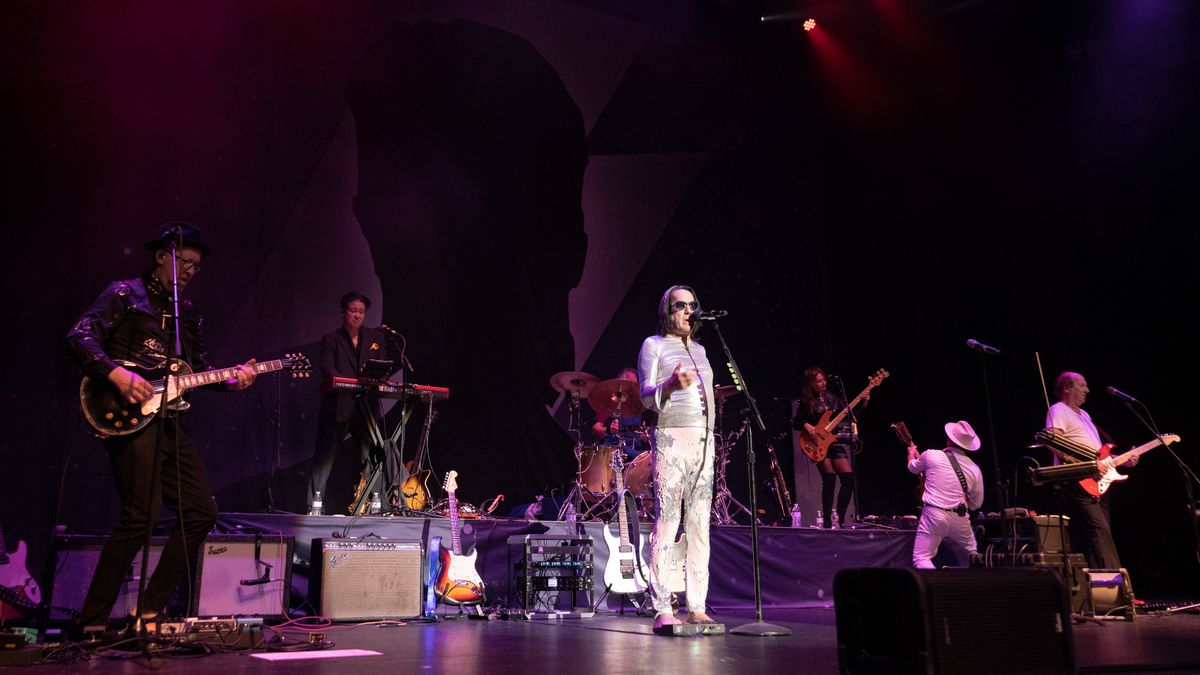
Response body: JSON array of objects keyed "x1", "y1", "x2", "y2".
[
  {"x1": 623, "y1": 451, "x2": 655, "y2": 518},
  {"x1": 578, "y1": 443, "x2": 616, "y2": 497}
]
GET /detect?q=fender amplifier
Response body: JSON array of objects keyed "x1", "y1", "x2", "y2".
[
  {"x1": 310, "y1": 539, "x2": 423, "y2": 620},
  {"x1": 835, "y1": 567, "x2": 1074, "y2": 675},
  {"x1": 193, "y1": 534, "x2": 293, "y2": 620}
]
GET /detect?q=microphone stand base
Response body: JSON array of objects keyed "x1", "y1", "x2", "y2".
[{"x1": 729, "y1": 620, "x2": 792, "y2": 637}]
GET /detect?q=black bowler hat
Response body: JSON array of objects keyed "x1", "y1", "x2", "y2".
[{"x1": 143, "y1": 221, "x2": 212, "y2": 257}]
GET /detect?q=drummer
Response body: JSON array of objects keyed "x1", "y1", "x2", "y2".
[{"x1": 591, "y1": 368, "x2": 649, "y2": 461}]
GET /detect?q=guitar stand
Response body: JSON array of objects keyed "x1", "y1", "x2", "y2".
[{"x1": 592, "y1": 586, "x2": 652, "y2": 616}]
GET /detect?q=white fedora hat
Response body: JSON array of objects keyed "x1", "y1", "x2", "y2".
[{"x1": 944, "y1": 420, "x2": 981, "y2": 452}]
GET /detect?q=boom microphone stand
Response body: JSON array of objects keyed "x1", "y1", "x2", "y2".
[{"x1": 704, "y1": 318, "x2": 790, "y2": 637}]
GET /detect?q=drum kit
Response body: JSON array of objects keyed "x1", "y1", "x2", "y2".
[{"x1": 550, "y1": 370, "x2": 653, "y2": 520}]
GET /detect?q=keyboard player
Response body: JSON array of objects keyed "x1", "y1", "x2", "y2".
[{"x1": 309, "y1": 291, "x2": 389, "y2": 514}]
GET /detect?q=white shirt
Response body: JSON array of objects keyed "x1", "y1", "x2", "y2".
[
  {"x1": 1046, "y1": 401, "x2": 1102, "y2": 465},
  {"x1": 907, "y1": 448, "x2": 984, "y2": 511}
]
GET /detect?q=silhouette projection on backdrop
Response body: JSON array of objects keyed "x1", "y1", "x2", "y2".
[{"x1": 347, "y1": 20, "x2": 588, "y2": 504}]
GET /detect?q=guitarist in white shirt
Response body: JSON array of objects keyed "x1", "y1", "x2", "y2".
[
  {"x1": 1045, "y1": 372, "x2": 1135, "y2": 570},
  {"x1": 905, "y1": 420, "x2": 985, "y2": 569}
]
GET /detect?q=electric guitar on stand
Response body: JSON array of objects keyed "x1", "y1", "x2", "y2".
[
  {"x1": 799, "y1": 369, "x2": 888, "y2": 463},
  {"x1": 602, "y1": 448, "x2": 650, "y2": 595},
  {"x1": 79, "y1": 354, "x2": 311, "y2": 437},
  {"x1": 432, "y1": 471, "x2": 485, "y2": 606},
  {"x1": 401, "y1": 409, "x2": 437, "y2": 511},
  {"x1": 0, "y1": 522, "x2": 41, "y2": 620}
]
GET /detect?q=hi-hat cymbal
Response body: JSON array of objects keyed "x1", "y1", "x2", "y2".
[
  {"x1": 714, "y1": 385, "x2": 742, "y2": 401},
  {"x1": 588, "y1": 378, "x2": 644, "y2": 418},
  {"x1": 549, "y1": 370, "x2": 601, "y2": 397}
]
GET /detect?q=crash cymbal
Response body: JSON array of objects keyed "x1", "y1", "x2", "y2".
[
  {"x1": 549, "y1": 370, "x2": 600, "y2": 397},
  {"x1": 588, "y1": 378, "x2": 644, "y2": 418},
  {"x1": 714, "y1": 385, "x2": 742, "y2": 400}
]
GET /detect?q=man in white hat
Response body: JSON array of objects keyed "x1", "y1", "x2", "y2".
[{"x1": 905, "y1": 420, "x2": 985, "y2": 568}]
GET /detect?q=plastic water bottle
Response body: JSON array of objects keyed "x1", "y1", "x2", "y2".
[
  {"x1": 565, "y1": 501, "x2": 577, "y2": 525},
  {"x1": 369, "y1": 492, "x2": 383, "y2": 515},
  {"x1": 790, "y1": 504, "x2": 802, "y2": 528},
  {"x1": 310, "y1": 492, "x2": 323, "y2": 516},
  {"x1": 831, "y1": 510, "x2": 840, "y2": 530},
  {"x1": 815, "y1": 510, "x2": 824, "y2": 529}
]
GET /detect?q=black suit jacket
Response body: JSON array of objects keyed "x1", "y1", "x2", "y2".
[{"x1": 319, "y1": 325, "x2": 389, "y2": 423}]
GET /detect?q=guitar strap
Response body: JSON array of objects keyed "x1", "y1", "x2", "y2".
[{"x1": 944, "y1": 450, "x2": 971, "y2": 506}]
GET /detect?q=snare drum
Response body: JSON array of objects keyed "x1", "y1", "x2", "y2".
[{"x1": 578, "y1": 443, "x2": 616, "y2": 495}]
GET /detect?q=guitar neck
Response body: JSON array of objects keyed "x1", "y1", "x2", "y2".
[
  {"x1": 613, "y1": 469, "x2": 631, "y2": 546},
  {"x1": 1112, "y1": 438, "x2": 1164, "y2": 467},
  {"x1": 826, "y1": 388, "x2": 870, "y2": 431},
  {"x1": 175, "y1": 359, "x2": 285, "y2": 391},
  {"x1": 448, "y1": 492, "x2": 462, "y2": 555}
]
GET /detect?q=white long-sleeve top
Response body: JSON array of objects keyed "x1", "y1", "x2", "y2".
[{"x1": 638, "y1": 334, "x2": 715, "y2": 431}]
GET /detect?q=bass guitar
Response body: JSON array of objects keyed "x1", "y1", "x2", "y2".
[
  {"x1": 602, "y1": 448, "x2": 651, "y2": 595},
  {"x1": 0, "y1": 522, "x2": 41, "y2": 620},
  {"x1": 432, "y1": 471, "x2": 485, "y2": 606},
  {"x1": 891, "y1": 421, "x2": 925, "y2": 500},
  {"x1": 1035, "y1": 429, "x2": 1180, "y2": 498},
  {"x1": 799, "y1": 369, "x2": 889, "y2": 463},
  {"x1": 79, "y1": 354, "x2": 311, "y2": 437}
]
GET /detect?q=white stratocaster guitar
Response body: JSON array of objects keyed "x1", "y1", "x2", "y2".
[
  {"x1": 0, "y1": 522, "x2": 41, "y2": 619},
  {"x1": 602, "y1": 449, "x2": 651, "y2": 595}
]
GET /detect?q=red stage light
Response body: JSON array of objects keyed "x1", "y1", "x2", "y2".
[{"x1": 803, "y1": 18, "x2": 817, "y2": 32}]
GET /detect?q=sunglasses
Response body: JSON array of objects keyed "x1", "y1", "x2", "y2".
[{"x1": 671, "y1": 300, "x2": 699, "y2": 312}]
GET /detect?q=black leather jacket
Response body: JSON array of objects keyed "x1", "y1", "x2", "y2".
[{"x1": 66, "y1": 274, "x2": 214, "y2": 380}]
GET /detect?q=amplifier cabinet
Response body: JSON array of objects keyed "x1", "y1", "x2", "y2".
[
  {"x1": 835, "y1": 567, "x2": 1074, "y2": 675},
  {"x1": 193, "y1": 534, "x2": 293, "y2": 620},
  {"x1": 47, "y1": 535, "x2": 167, "y2": 621},
  {"x1": 310, "y1": 539, "x2": 423, "y2": 621}
]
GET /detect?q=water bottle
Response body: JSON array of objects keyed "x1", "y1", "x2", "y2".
[
  {"x1": 369, "y1": 492, "x2": 383, "y2": 515},
  {"x1": 565, "y1": 501, "x2": 577, "y2": 525},
  {"x1": 831, "y1": 510, "x2": 840, "y2": 530},
  {"x1": 790, "y1": 504, "x2": 802, "y2": 528},
  {"x1": 310, "y1": 491, "x2": 323, "y2": 516},
  {"x1": 815, "y1": 510, "x2": 824, "y2": 529}
]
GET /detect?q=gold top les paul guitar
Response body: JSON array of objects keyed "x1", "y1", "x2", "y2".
[
  {"x1": 798, "y1": 369, "x2": 888, "y2": 463},
  {"x1": 79, "y1": 354, "x2": 311, "y2": 437}
]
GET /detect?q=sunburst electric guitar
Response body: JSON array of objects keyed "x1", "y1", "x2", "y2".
[
  {"x1": 79, "y1": 354, "x2": 311, "y2": 437},
  {"x1": 0, "y1": 523, "x2": 41, "y2": 620},
  {"x1": 602, "y1": 448, "x2": 651, "y2": 595},
  {"x1": 432, "y1": 471, "x2": 485, "y2": 606},
  {"x1": 799, "y1": 369, "x2": 888, "y2": 463}
]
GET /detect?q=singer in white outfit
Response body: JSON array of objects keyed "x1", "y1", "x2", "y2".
[
  {"x1": 638, "y1": 285, "x2": 717, "y2": 630},
  {"x1": 906, "y1": 420, "x2": 985, "y2": 569}
]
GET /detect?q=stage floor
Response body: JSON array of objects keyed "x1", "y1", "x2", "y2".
[{"x1": 24, "y1": 606, "x2": 1200, "y2": 674}]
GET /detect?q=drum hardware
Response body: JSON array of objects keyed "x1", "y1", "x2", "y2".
[
  {"x1": 711, "y1": 407, "x2": 756, "y2": 526},
  {"x1": 550, "y1": 370, "x2": 602, "y2": 522},
  {"x1": 587, "y1": 378, "x2": 645, "y2": 419}
]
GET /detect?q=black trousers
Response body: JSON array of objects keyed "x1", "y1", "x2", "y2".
[
  {"x1": 308, "y1": 414, "x2": 373, "y2": 510},
  {"x1": 77, "y1": 418, "x2": 217, "y2": 627},
  {"x1": 1059, "y1": 481, "x2": 1121, "y2": 570}
]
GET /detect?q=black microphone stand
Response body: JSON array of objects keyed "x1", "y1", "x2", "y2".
[
  {"x1": 704, "y1": 319, "x2": 790, "y2": 637},
  {"x1": 130, "y1": 229, "x2": 186, "y2": 666},
  {"x1": 1116, "y1": 397, "x2": 1200, "y2": 569}
]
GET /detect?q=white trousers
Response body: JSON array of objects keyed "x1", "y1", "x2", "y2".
[
  {"x1": 649, "y1": 426, "x2": 714, "y2": 614},
  {"x1": 912, "y1": 506, "x2": 978, "y2": 569}
]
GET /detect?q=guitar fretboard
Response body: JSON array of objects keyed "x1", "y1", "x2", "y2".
[
  {"x1": 173, "y1": 359, "x2": 286, "y2": 390},
  {"x1": 448, "y1": 491, "x2": 462, "y2": 556}
]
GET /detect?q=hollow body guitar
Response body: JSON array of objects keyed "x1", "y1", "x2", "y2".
[
  {"x1": 432, "y1": 471, "x2": 485, "y2": 606},
  {"x1": 891, "y1": 421, "x2": 925, "y2": 500},
  {"x1": 799, "y1": 369, "x2": 888, "y2": 463}
]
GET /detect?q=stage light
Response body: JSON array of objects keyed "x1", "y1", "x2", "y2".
[{"x1": 803, "y1": 18, "x2": 817, "y2": 31}]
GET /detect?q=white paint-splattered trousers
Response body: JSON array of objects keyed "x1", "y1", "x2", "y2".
[{"x1": 649, "y1": 426, "x2": 714, "y2": 615}]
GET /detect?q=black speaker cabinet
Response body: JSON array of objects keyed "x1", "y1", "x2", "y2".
[
  {"x1": 47, "y1": 535, "x2": 167, "y2": 621},
  {"x1": 193, "y1": 534, "x2": 293, "y2": 620},
  {"x1": 310, "y1": 539, "x2": 423, "y2": 621},
  {"x1": 834, "y1": 567, "x2": 1075, "y2": 675}
]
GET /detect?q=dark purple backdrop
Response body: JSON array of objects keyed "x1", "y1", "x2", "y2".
[{"x1": 2, "y1": 0, "x2": 1197, "y2": 597}]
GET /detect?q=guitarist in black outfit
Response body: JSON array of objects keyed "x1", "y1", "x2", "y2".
[
  {"x1": 793, "y1": 367, "x2": 863, "y2": 528},
  {"x1": 65, "y1": 222, "x2": 257, "y2": 632}
]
